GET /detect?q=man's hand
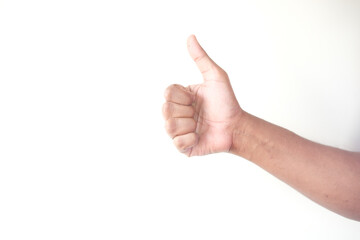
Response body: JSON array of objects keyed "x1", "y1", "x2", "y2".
[
  {"x1": 162, "y1": 35, "x2": 360, "y2": 221},
  {"x1": 162, "y1": 35, "x2": 243, "y2": 156}
]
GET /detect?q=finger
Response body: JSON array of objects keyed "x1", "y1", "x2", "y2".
[
  {"x1": 164, "y1": 84, "x2": 194, "y2": 106},
  {"x1": 162, "y1": 102, "x2": 195, "y2": 120},
  {"x1": 173, "y1": 132, "x2": 198, "y2": 152},
  {"x1": 165, "y1": 118, "x2": 196, "y2": 139},
  {"x1": 187, "y1": 35, "x2": 222, "y2": 79}
]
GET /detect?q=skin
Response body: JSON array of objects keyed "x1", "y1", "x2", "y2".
[{"x1": 162, "y1": 35, "x2": 360, "y2": 221}]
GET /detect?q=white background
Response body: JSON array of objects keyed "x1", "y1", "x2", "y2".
[{"x1": 1, "y1": 0, "x2": 360, "y2": 239}]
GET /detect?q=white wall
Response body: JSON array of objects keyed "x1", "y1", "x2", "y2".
[{"x1": 0, "y1": 0, "x2": 359, "y2": 239}]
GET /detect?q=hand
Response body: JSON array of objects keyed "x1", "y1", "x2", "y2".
[{"x1": 163, "y1": 35, "x2": 243, "y2": 157}]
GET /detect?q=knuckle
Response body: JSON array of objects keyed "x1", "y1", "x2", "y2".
[
  {"x1": 164, "y1": 84, "x2": 175, "y2": 100},
  {"x1": 165, "y1": 118, "x2": 177, "y2": 136},
  {"x1": 213, "y1": 67, "x2": 227, "y2": 77},
  {"x1": 222, "y1": 70, "x2": 229, "y2": 79},
  {"x1": 194, "y1": 54, "x2": 206, "y2": 63},
  {"x1": 162, "y1": 102, "x2": 172, "y2": 119},
  {"x1": 173, "y1": 137, "x2": 182, "y2": 148},
  {"x1": 174, "y1": 137, "x2": 186, "y2": 150}
]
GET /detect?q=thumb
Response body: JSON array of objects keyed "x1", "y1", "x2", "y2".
[{"x1": 187, "y1": 35, "x2": 222, "y2": 80}]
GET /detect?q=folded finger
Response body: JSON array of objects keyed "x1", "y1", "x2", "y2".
[
  {"x1": 165, "y1": 118, "x2": 196, "y2": 139},
  {"x1": 162, "y1": 102, "x2": 195, "y2": 120},
  {"x1": 173, "y1": 132, "x2": 198, "y2": 152},
  {"x1": 164, "y1": 84, "x2": 194, "y2": 106}
]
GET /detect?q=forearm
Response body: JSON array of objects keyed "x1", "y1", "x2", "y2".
[{"x1": 230, "y1": 111, "x2": 360, "y2": 221}]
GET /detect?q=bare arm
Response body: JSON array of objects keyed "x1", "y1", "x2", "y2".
[
  {"x1": 230, "y1": 111, "x2": 360, "y2": 221},
  {"x1": 163, "y1": 35, "x2": 360, "y2": 221}
]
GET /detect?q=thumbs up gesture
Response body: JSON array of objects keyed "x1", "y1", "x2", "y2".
[{"x1": 163, "y1": 35, "x2": 243, "y2": 156}]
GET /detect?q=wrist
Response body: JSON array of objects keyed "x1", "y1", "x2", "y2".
[{"x1": 229, "y1": 110, "x2": 252, "y2": 156}]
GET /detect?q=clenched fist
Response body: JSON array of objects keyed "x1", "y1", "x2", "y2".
[{"x1": 162, "y1": 35, "x2": 243, "y2": 156}]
